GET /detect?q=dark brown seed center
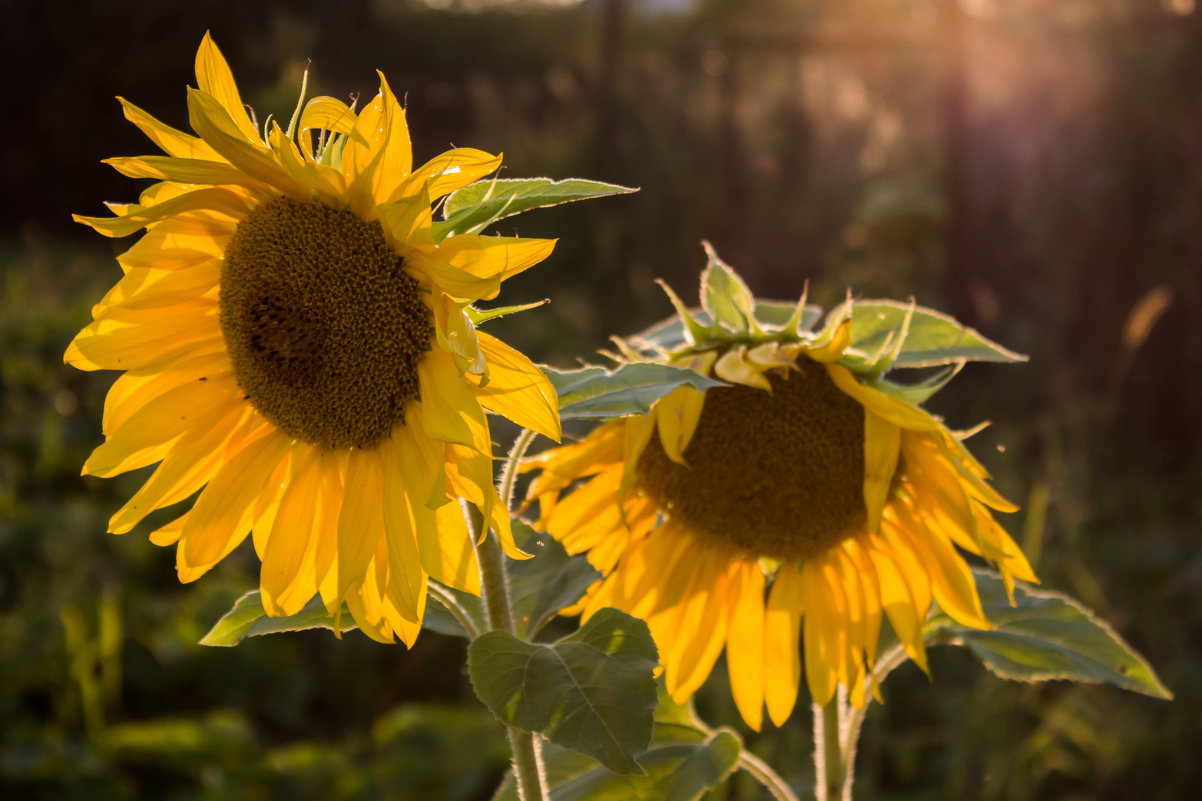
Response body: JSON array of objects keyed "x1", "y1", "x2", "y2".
[
  {"x1": 219, "y1": 196, "x2": 433, "y2": 449},
  {"x1": 636, "y1": 357, "x2": 868, "y2": 559}
]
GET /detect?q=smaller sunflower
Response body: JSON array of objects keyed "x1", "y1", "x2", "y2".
[
  {"x1": 523, "y1": 247, "x2": 1035, "y2": 730},
  {"x1": 69, "y1": 35, "x2": 561, "y2": 645}
]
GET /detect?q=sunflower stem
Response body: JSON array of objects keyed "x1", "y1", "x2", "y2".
[
  {"x1": 425, "y1": 581, "x2": 481, "y2": 639},
  {"x1": 814, "y1": 695, "x2": 849, "y2": 801},
  {"x1": 737, "y1": 748, "x2": 801, "y2": 801},
  {"x1": 499, "y1": 427, "x2": 537, "y2": 510},
  {"x1": 471, "y1": 463, "x2": 548, "y2": 801}
]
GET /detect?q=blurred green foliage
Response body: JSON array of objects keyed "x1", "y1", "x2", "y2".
[{"x1": 2, "y1": 0, "x2": 1200, "y2": 799}]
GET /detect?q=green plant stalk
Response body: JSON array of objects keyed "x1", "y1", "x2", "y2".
[
  {"x1": 814, "y1": 696, "x2": 846, "y2": 801},
  {"x1": 737, "y1": 748, "x2": 801, "y2": 801},
  {"x1": 426, "y1": 581, "x2": 481, "y2": 638},
  {"x1": 473, "y1": 430, "x2": 547, "y2": 801}
]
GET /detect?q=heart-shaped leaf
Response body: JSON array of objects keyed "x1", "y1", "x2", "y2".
[{"x1": 468, "y1": 608, "x2": 659, "y2": 774}]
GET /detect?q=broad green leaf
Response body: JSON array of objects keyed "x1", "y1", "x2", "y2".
[
  {"x1": 834, "y1": 300, "x2": 1026, "y2": 369},
  {"x1": 492, "y1": 731, "x2": 742, "y2": 801},
  {"x1": 435, "y1": 177, "x2": 637, "y2": 238},
  {"x1": 649, "y1": 678, "x2": 708, "y2": 744},
  {"x1": 631, "y1": 300, "x2": 823, "y2": 353},
  {"x1": 700, "y1": 242, "x2": 758, "y2": 335},
  {"x1": 925, "y1": 570, "x2": 1172, "y2": 699},
  {"x1": 468, "y1": 608, "x2": 659, "y2": 774},
  {"x1": 508, "y1": 520, "x2": 602, "y2": 639},
  {"x1": 546, "y1": 363, "x2": 726, "y2": 421},
  {"x1": 424, "y1": 585, "x2": 488, "y2": 639},
  {"x1": 199, "y1": 592, "x2": 355, "y2": 646}
]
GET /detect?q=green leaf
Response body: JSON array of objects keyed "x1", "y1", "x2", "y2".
[
  {"x1": 925, "y1": 570, "x2": 1173, "y2": 699},
  {"x1": 199, "y1": 592, "x2": 355, "y2": 647},
  {"x1": 436, "y1": 177, "x2": 637, "y2": 238},
  {"x1": 468, "y1": 607, "x2": 659, "y2": 774},
  {"x1": 546, "y1": 363, "x2": 726, "y2": 421},
  {"x1": 508, "y1": 520, "x2": 602, "y2": 639},
  {"x1": 631, "y1": 300, "x2": 823, "y2": 353},
  {"x1": 492, "y1": 731, "x2": 741, "y2": 801},
  {"x1": 700, "y1": 242, "x2": 759, "y2": 335},
  {"x1": 835, "y1": 300, "x2": 1027, "y2": 368},
  {"x1": 874, "y1": 362, "x2": 964, "y2": 405},
  {"x1": 424, "y1": 586, "x2": 488, "y2": 639}
]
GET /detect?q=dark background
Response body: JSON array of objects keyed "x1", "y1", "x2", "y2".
[{"x1": 2, "y1": 0, "x2": 1200, "y2": 798}]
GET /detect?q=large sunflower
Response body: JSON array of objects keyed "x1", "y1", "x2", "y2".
[
  {"x1": 68, "y1": 34, "x2": 560, "y2": 645},
  {"x1": 523, "y1": 250, "x2": 1036, "y2": 730}
]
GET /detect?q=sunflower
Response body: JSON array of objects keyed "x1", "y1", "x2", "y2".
[
  {"x1": 68, "y1": 34, "x2": 561, "y2": 646},
  {"x1": 523, "y1": 249, "x2": 1036, "y2": 730}
]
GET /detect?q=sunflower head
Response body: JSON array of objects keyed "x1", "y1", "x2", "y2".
[
  {"x1": 68, "y1": 34, "x2": 569, "y2": 647},
  {"x1": 524, "y1": 244, "x2": 1034, "y2": 730}
]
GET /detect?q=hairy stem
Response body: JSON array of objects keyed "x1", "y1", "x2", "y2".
[
  {"x1": 472, "y1": 433, "x2": 547, "y2": 801},
  {"x1": 426, "y1": 581, "x2": 480, "y2": 639},
  {"x1": 738, "y1": 748, "x2": 801, "y2": 801}
]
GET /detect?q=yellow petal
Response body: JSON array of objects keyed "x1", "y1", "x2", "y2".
[
  {"x1": 891, "y1": 505, "x2": 989, "y2": 629},
  {"x1": 117, "y1": 96, "x2": 219, "y2": 160},
  {"x1": 434, "y1": 293, "x2": 485, "y2": 377},
  {"x1": 826, "y1": 364, "x2": 942, "y2": 432},
  {"x1": 805, "y1": 318, "x2": 852, "y2": 363},
  {"x1": 394, "y1": 148, "x2": 502, "y2": 203},
  {"x1": 335, "y1": 448, "x2": 387, "y2": 607},
  {"x1": 186, "y1": 89, "x2": 304, "y2": 197},
  {"x1": 473, "y1": 332, "x2": 560, "y2": 442},
  {"x1": 67, "y1": 307, "x2": 223, "y2": 374},
  {"x1": 653, "y1": 383, "x2": 706, "y2": 465},
  {"x1": 714, "y1": 346, "x2": 771, "y2": 390},
  {"x1": 380, "y1": 436, "x2": 429, "y2": 618},
  {"x1": 725, "y1": 559, "x2": 766, "y2": 731},
  {"x1": 84, "y1": 376, "x2": 241, "y2": 477},
  {"x1": 864, "y1": 538, "x2": 928, "y2": 673},
  {"x1": 799, "y1": 555, "x2": 845, "y2": 708},
  {"x1": 74, "y1": 187, "x2": 249, "y2": 239},
  {"x1": 104, "y1": 155, "x2": 262, "y2": 188},
  {"x1": 195, "y1": 32, "x2": 260, "y2": 142},
  {"x1": 102, "y1": 348, "x2": 230, "y2": 435},
  {"x1": 108, "y1": 403, "x2": 251, "y2": 535},
  {"x1": 363, "y1": 73, "x2": 414, "y2": 204},
  {"x1": 662, "y1": 550, "x2": 732, "y2": 701},
  {"x1": 863, "y1": 413, "x2": 901, "y2": 534},
  {"x1": 416, "y1": 348, "x2": 488, "y2": 449},
  {"x1": 177, "y1": 426, "x2": 292, "y2": 579},
  {"x1": 299, "y1": 96, "x2": 358, "y2": 157},
  {"x1": 378, "y1": 191, "x2": 435, "y2": 248},
  {"x1": 260, "y1": 446, "x2": 323, "y2": 615},
  {"x1": 764, "y1": 561, "x2": 805, "y2": 726},
  {"x1": 94, "y1": 261, "x2": 222, "y2": 316}
]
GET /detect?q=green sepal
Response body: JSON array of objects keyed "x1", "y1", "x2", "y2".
[
  {"x1": 830, "y1": 299, "x2": 1026, "y2": 370},
  {"x1": 319, "y1": 132, "x2": 347, "y2": 170},
  {"x1": 655, "y1": 279, "x2": 711, "y2": 347},
  {"x1": 546, "y1": 362, "x2": 726, "y2": 421},
  {"x1": 699, "y1": 242, "x2": 762, "y2": 337},
  {"x1": 199, "y1": 592, "x2": 355, "y2": 646},
  {"x1": 873, "y1": 361, "x2": 964, "y2": 405},
  {"x1": 468, "y1": 607, "x2": 659, "y2": 775},
  {"x1": 630, "y1": 299, "x2": 823, "y2": 354},
  {"x1": 508, "y1": 520, "x2": 603, "y2": 639},
  {"x1": 464, "y1": 299, "x2": 548, "y2": 326},
  {"x1": 435, "y1": 177, "x2": 637, "y2": 239},
  {"x1": 923, "y1": 570, "x2": 1172, "y2": 699}
]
